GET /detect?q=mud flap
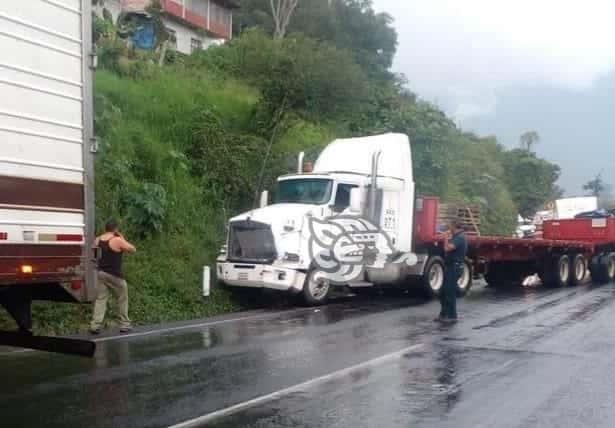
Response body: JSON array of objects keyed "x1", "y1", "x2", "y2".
[{"x1": 0, "y1": 289, "x2": 33, "y2": 332}]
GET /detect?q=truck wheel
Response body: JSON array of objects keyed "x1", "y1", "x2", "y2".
[
  {"x1": 422, "y1": 256, "x2": 445, "y2": 297},
  {"x1": 457, "y1": 259, "x2": 473, "y2": 297},
  {"x1": 542, "y1": 255, "x2": 571, "y2": 288},
  {"x1": 570, "y1": 254, "x2": 587, "y2": 286},
  {"x1": 302, "y1": 270, "x2": 331, "y2": 306},
  {"x1": 590, "y1": 254, "x2": 615, "y2": 284}
]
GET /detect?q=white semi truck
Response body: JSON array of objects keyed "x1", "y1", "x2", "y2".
[
  {"x1": 218, "y1": 133, "x2": 613, "y2": 306},
  {"x1": 216, "y1": 133, "x2": 470, "y2": 305}
]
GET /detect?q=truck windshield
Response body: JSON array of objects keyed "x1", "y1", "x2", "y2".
[{"x1": 275, "y1": 179, "x2": 333, "y2": 205}]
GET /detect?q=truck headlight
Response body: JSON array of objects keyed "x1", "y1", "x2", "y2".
[{"x1": 283, "y1": 252, "x2": 300, "y2": 262}]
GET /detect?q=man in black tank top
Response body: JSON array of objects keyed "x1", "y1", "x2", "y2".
[{"x1": 90, "y1": 219, "x2": 137, "y2": 334}]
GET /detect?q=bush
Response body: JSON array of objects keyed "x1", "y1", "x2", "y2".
[
  {"x1": 123, "y1": 182, "x2": 167, "y2": 238},
  {"x1": 189, "y1": 29, "x2": 369, "y2": 122}
]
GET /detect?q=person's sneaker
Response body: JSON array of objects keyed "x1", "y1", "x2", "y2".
[
  {"x1": 434, "y1": 316, "x2": 444, "y2": 322},
  {"x1": 119, "y1": 327, "x2": 133, "y2": 333},
  {"x1": 89, "y1": 328, "x2": 101, "y2": 335},
  {"x1": 440, "y1": 318, "x2": 458, "y2": 324}
]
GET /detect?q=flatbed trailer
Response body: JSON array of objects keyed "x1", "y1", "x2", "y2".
[{"x1": 412, "y1": 197, "x2": 612, "y2": 294}]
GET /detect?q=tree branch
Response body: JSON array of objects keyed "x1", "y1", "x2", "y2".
[{"x1": 270, "y1": 0, "x2": 299, "y2": 39}]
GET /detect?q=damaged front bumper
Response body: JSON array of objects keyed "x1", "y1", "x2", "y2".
[{"x1": 216, "y1": 262, "x2": 306, "y2": 293}]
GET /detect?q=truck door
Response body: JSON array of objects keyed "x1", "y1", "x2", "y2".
[{"x1": 381, "y1": 190, "x2": 400, "y2": 247}]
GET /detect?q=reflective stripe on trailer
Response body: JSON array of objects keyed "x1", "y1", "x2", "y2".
[{"x1": 38, "y1": 233, "x2": 82, "y2": 242}]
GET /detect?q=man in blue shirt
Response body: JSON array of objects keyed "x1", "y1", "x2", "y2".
[{"x1": 438, "y1": 219, "x2": 468, "y2": 323}]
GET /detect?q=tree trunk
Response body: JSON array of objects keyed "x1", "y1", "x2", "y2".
[
  {"x1": 270, "y1": 0, "x2": 299, "y2": 39},
  {"x1": 158, "y1": 40, "x2": 168, "y2": 67}
]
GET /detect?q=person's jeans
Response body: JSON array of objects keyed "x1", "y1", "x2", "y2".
[
  {"x1": 91, "y1": 271, "x2": 131, "y2": 330},
  {"x1": 440, "y1": 263, "x2": 462, "y2": 319}
]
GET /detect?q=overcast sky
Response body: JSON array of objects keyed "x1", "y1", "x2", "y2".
[{"x1": 373, "y1": 0, "x2": 615, "y2": 194}]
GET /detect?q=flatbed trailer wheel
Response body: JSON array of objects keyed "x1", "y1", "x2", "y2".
[
  {"x1": 422, "y1": 256, "x2": 445, "y2": 297},
  {"x1": 570, "y1": 254, "x2": 587, "y2": 286},
  {"x1": 541, "y1": 255, "x2": 571, "y2": 288},
  {"x1": 590, "y1": 254, "x2": 615, "y2": 284},
  {"x1": 456, "y1": 259, "x2": 473, "y2": 297}
]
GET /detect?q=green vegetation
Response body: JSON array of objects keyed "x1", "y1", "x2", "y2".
[{"x1": 0, "y1": 0, "x2": 563, "y2": 334}]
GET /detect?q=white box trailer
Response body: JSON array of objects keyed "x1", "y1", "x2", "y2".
[
  {"x1": 554, "y1": 197, "x2": 598, "y2": 220},
  {"x1": 0, "y1": 0, "x2": 96, "y2": 356}
]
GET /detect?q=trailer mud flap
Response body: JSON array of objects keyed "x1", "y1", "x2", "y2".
[{"x1": 0, "y1": 331, "x2": 96, "y2": 357}]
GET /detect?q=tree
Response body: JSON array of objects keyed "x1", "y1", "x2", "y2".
[
  {"x1": 235, "y1": 0, "x2": 398, "y2": 77},
  {"x1": 501, "y1": 149, "x2": 561, "y2": 218},
  {"x1": 583, "y1": 174, "x2": 606, "y2": 197},
  {"x1": 204, "y1": 30, "x2": 369, "y2": 122},
  {"x1": 322, "y1": 0, "x2": 398, "y2": 76},
  {"x1": 519, "y1": 130, "x2": 540, "y2": 152},
  {"x1": 269, "y1": 0, "x2": 299, "y2": 38}
]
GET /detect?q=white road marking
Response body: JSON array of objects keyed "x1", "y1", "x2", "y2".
[
  {"x1": 93, "y1": 310, "x2": 308, "y2": 343},
  {"x1": 167, "y1": 343, "x2": 425, "y2": 428}
]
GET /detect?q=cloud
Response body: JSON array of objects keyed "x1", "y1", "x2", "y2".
[{"x1": 374, "y1": 0, "x2": 615, "y2": 120}]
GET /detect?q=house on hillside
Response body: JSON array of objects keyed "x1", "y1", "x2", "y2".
[{"x1": 94, "y1": 0, "x2": 239, "y2": 54}]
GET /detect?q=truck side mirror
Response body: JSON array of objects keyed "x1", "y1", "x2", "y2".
[
  {"x1": 349, "y1": 188, "x2": 362, "y2": 214},
  {"x1": 260, "y1": 190, "x2": 269, "y2": 208}
]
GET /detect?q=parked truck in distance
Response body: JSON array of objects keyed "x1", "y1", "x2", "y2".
[
  {"x1": 0, "y1": 1, "x2": 96, "y2": 356},
  {"x1": 217, "y1": 133, "x2": 615, "y2": 305}
]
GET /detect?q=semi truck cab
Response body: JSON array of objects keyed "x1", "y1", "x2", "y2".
[{"x1": 217, "y1": 133, "x2": 422, "y2": 304}]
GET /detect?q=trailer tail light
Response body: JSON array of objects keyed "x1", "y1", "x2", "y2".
[
  {"x1": 57, "y1": 234, "x2": 83, "y2": 242},
  {"x1": 21, "y1": 265, "x2": 33, "y2": 274},
  {"x1": 0, "y1": 232, "x2": 6, "y2": 240},
  {"x1": 70, "y1": 280, "x2": 83, "y2": 290}
]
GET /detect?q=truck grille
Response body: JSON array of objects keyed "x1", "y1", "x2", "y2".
[{"x1": 228, "y1": 220, "x2": 277, "y2": 263}]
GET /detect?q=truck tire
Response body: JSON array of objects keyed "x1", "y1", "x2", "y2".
[
  {"x1": 302, "y1": 270, "x2": 331, "y2": 306},
  {"x1": 570, "y1": 254, "x2": 587, "y2": 286},
  {"x1": 541, "y1": 255, "x2": 571, "y2": 288},
  {"x1": 457, "y1": 259, "x2": 473, "y2": 297},
  {"x1": 590, "y1": 254, "x2": 615, "y2": 284},
  {"x1": 422, "y1": 256, "x2": 445, "y2": 298}
]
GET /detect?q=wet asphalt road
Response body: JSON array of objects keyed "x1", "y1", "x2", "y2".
[{"x1": 3, "y1": 281, "x2": 615, "y2": 428}]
